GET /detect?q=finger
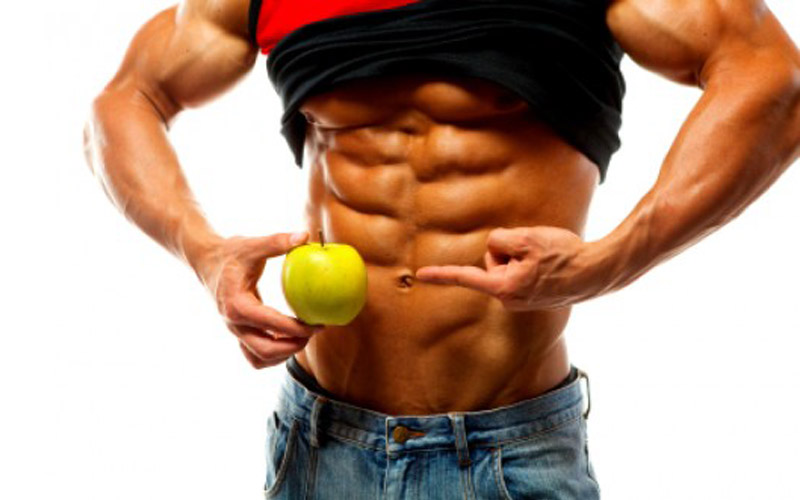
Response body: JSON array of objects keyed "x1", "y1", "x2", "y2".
[
  {"x1": 487, "y1": 228, "x2": 529, "y2": 259},
  {"x1": 484, "y1": 249, "x2": 507, "y2": 271},
  {"x1": 242, "y1": 231, "x2": 309, "y2": 262},
  {"x1": 239, "y1": 341, "x2": 270, "y2": 369},
  {"x1": 237, "y1": 326, "x2": 310, "y2": 364},
  {"x1": 415, "y1": 265, "x2": 504, "y2": 295},
  {"x1": 227, "y1": 321, "x2": 276, "y2": 341},
  {"x1": 232, "y1": 292, "x2": 324, "y2": 337}
]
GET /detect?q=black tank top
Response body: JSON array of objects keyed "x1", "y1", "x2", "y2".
[{"x1": 249, "y1": 0, "x2": 626, "y2": 183}]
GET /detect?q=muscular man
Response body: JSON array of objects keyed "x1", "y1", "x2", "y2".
[{"x1": 84, "y1": 0, "x2": 800, "y2": 497}]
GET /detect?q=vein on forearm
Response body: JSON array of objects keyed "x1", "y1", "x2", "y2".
[
  {"x1": 601, "y1": 60, "x2": 800, "y2": 293},
  {"x1": 87, "y1": 85, "x2": 221, "y2": 268}
]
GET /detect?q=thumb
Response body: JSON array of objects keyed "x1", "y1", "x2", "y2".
[{"x1": 486, "y1": 227, "x2": 529, "y2": 258}]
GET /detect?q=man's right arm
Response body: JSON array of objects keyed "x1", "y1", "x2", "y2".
[
  {"x1": 83, "y1": 0, "x2": 254, "y2": 279},
  {"x1": 84, "y1": 0, "x2": 322, "y2": 368}
]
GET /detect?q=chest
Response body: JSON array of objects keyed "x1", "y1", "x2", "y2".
[{"x1": 300, "y1": 73, "x2": 531, "y2": 130}]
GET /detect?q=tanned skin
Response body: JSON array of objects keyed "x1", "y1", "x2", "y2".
[{"x1": 85, "y1": 0, "x2": 800, "y2": 415}]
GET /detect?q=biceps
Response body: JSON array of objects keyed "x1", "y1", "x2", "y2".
[
  {"x1": 606, "y1": 0, "x2": 724, "y2": 86},
  {"x1": 700, "y1": 4, "x2": 800, "y2": 90},
  {"x1": 606, "y1": 0, "x2": 800, "y2": 90},
  {"x1": 104, "y1": 3, "x2": 257, "y2": 123}
]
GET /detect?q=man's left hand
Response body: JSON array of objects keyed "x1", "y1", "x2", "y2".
[{"x1": 414, "y1": 226, "x2": 604, "y2": 311}]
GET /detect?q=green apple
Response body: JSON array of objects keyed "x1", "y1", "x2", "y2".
[{"x1": 281, "y1": 236, "x2": 368, "y2": 326}]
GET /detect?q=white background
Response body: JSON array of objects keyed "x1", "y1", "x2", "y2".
[{"x1": 1, "y1": 1, "x2": 799, "y2": 499}]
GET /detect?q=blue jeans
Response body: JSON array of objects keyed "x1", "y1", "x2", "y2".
[{"x1": 264, "y1": 360, "x2": 600, "y2": 499}]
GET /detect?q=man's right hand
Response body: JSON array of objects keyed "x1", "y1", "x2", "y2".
[
  {"x1": 195, "y1": 231, "x2": 324, "y2": 369},
  {"x1": 84, "y1": 1, "x2": 323, "y2": 369}
]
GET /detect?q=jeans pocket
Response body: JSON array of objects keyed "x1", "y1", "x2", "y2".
[
  {"x1": 494, "y1": 416, "x2": 599, "y2": 500},
  {"x1": 264, "y1": 411, "x2": 299, "y2": 498}
]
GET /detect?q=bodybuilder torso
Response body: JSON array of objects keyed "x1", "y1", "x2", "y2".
[
  {"x1": 87, "y1": 0, "x2": 800, "y2": 418},
  {"x1": 295, "y1": 72, "x2": 599, "y2": 415}
]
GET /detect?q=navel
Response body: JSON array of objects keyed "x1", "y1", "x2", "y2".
[{"x1": 397, "y1": 273, "x2": 414, "y2": 288}]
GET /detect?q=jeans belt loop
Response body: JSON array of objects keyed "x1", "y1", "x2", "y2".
[
  {"x1": 310, "y1": 395, "x2": 328, "y2": 448},
  {"x1": 448, "y1": 413, "x2": 472, "y2": 468},
  {"x1": 576, "y1": 368, "x2": 591, "y2": 420}
]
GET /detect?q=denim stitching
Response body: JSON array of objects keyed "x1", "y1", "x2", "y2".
[
  {"x1": 582, "y1": 416, "x2": 601, "y2": 494},
  {"x1": 264, "y1": 418, "x2": 299, "y2": 498},
  {"x1": 459, "y1": 464, "x2": 469, "y2": 500},
  {"x1": 493, "y1": 413, "x2": 581, "y2": 447},
  {"x1": 322, "y1": 430, "x2": 508, "y2": 453},
  {"x1": 317, "y1": 414, "x2": 580, "y2": 453},
  {"x1": 382, "y1": 449, "x2": 390, "y2": 499},
  {"x1": 326, "y1": 431, "x2": 384, "y2": 451},
  {"x1": 304, "y1": 442, "x2": 318, "y2": 500},
  {"x1": 493, "y1": 446, "x2": 513, "y2": 500},
  {"x1": 283, "y1": 411, "x2": 582, "y2": 455},
  {"x1": 464, "y1": 458, "x2": 476, "y2": 500}
]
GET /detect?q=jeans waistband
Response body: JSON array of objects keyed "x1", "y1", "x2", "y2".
[{"x1": 275, "y1": 360, "x2": 591, "y2": 457}]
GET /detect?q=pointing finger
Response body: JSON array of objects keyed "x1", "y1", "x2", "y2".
[{"x1": 415, "y1": 265, "x2": 504, "y2": 295}]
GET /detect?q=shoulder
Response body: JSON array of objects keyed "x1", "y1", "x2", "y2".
[
  {"x1": 604, "y1": 0, "x2": 770, "y2": 86},
  {"x1": 178, "y1": 0, "x2": 253, "y2": 41}
]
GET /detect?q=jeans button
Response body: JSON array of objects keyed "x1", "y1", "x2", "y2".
[{"x1": 393, "y1": 425, "x2": 410, "y2": 444}]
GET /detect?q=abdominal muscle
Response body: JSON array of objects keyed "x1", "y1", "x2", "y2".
[{"x1": 293, "y1": 73, "x2": 599, "y2": 415}]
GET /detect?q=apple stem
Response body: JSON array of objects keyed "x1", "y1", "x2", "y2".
[{"x1": 319, "y1": 229, "x2": 325, "y2": 247}]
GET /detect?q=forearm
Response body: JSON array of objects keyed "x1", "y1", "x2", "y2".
[
  {"x1": 589, "y1": 59, "x2": 800, "y2": 295},
  {"x1": 84, "y1": 86, "x2": 223, "y2": 279}
]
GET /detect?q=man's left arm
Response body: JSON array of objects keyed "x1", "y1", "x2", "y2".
[
  {"x1": 588, "y1": 0, "x2": 800, "y2": 297},
  {"x1": 416, "y1": 0, "x2": 800, "y2": 308}
]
